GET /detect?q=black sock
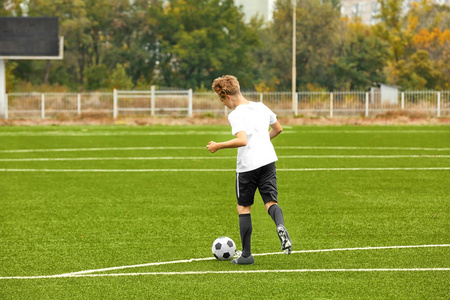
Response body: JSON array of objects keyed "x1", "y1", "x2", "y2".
[
  {"x1": 239, "y1": 214, "x2": 252, "y2": 258},
  {"x1": 268, "y1": 204, "x2": 285, "y2": 227}
]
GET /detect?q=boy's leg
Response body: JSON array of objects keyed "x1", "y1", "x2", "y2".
[
  {"x1": 238, "y1": 213, "x2": 252, "y2": 258},
  {"x1": 234, "y1": 171, "x2": 257, "y2": 264},
  {"x1": 258, "y1": 163, "x2": 293, "y2": 255},
  {"x1": 267, "y1": 203, "x2": 292, "y2": 255},
  {"x1": 267, "y1": 203, "x2": 284, "y2": 226},
  {"x1": 232, "y1": 212, "x2": 255, "y2": 265}
]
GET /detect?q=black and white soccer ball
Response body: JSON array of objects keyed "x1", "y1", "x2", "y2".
[{"x1": 212, "y1": 236, "x2": 236, "y2": 261}]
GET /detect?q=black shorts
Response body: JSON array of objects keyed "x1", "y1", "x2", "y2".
[{"x1": 235, "y1": 162, "x2": 278, "y2": 207}]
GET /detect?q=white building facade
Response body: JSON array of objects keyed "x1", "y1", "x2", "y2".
[
  {"x1": 234, "y1": 0, "x2": 276, "y2": 23},
  {"x1": 340, "y1": 0, "x2": 450, "y2": 25}
]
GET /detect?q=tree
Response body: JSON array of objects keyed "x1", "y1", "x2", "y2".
[
  {"x1": 18, "y1": 0, "x2": 91, "y2": 88},
  {"x1": 408, "y1": 2, "x2": 450, "y2": 89},
  {"x1": 147, "y1": 0, "x2": 261, "y2": 89},
  {"x1": 108, "y1": 63, "x2": 133, "y2": 90},
  {"x1": 100, "y1": 0, "x2": 158, "y2": 86},
  {"x1": 376, "y1": 0, "x2": 450, "y2": 89},
  {"x1": 83, "y1": 64, "x2": 109, "y2": 91},
  {"x1": 374, "y1": 0, "x2": 410, "y2": 63},
  {"x1": 0, "y1": 0, "x2": 25, "y2": 16},
  {"x1": 5, "y1": 62, "x2": 18, "y2": 92},
  {"x1": 332, "y1": 21, "x2": 388, "y2": 90},
  {"x1": 259, "y1": 0, "x2": 341, "y2": 90}
]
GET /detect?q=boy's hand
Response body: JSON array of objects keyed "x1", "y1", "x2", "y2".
[{"x1": 207, "y1": 141, "x2": 219, "y2": 153}]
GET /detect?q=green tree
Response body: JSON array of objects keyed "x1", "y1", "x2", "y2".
[
  {"x1": 5, "y1": 62, "x2": 18, "y2": 92},
  {"x1": 18, "y1": 0, "x2": 91, "y2": 88},
  {"x1": 148, "y1": 0, "x2": 261, "y2": 89},
  {"x1": 387, "y1": 50, "x2": 440, "y2": 89},
  {"x1": 83, "y1": 64, "x2": 109, "y2": 91},
  {"x1": 259, "y1": 0, "x2": 341, "y2": 90},
  {"x1": 376, "y1": 0, "x2": 411, "y2": 63},
  {"x1": 0, "y1": 0, "x2": 25, "y2": 16},
  {"x1": 108, "y1": 63, "x2": 133, "y2": 90},
  {"x1": 104, "y1": 0, "x2": 158, "y2": 86},
  {"x1": 332, "y1": 21, "x2": 388, "y2": 90}
]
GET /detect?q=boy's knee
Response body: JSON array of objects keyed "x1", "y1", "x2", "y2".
[{"x1": 265, "y1": 201, "x2": 278, "y2": 213}]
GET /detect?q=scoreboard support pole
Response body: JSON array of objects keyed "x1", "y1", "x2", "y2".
[{"x1": 0, "y1": 59, "x2": 5, "y2": 119}]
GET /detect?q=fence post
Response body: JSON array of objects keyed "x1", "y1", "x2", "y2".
[
  {"x1": 188, "y1": 89, "x2": 193, "y2": 117},
  {"x1": 365, "y1": 92, "x2": 369, "y2": 117},
  {"x1": 113, "y1": 89, "x2": 118, "y2": 118},
  {"x1": 151, "y1": 85, "x2": 155, "y2": 116},
  {"x1": 437, "y1": 91, "x2": 441, "y2": 117},
  {"x1": 330, "y1": 92, "x2": 333, "y2": 118},
  {"x1": 260, "y1": 93, "x2": 263, "y2": 103},
  {"x1": 41, "y1": 93, "x2": 45, "y2": 119},
  {"x1": 401, "y1": 92, "x2": 405, "y2": 110},
  {"x1": 77, "y1": 93, "x2": 81, "y2": 116},
  {"x1": 294, "y1": 92, "x2": 298, "y2": 117},
  {"x1": 5, "y1": 93, "x2": 8, "y2": 120}
]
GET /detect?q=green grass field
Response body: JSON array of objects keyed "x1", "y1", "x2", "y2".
[{"x1": 0, "y1": 125, "x2": 449, "y2": 299}]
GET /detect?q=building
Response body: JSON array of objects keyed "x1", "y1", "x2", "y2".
[
  {"x1": 340, "y1": 0, "x2": 450, "y2": 25},
  {"x1": 370, "y1": 83, "x2": 400, "y2": 105},
  {"x1": 235, "y1": 0, "x2": 276, "y2": 23},
  {"x1": 340, "y1": 0, "x2": 380, "y2": 25}
]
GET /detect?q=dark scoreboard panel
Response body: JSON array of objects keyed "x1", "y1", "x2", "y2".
[{"x1": 0, "y1": 17, "x2": 59, "y2": 57}]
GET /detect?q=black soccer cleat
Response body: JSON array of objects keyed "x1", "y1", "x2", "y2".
[
  {"x1": 277, "y1": 225, "x2": 292, "y2": 255},
  {"x1": 232, "y1": 254, "x2": 255, "y2": 265}
]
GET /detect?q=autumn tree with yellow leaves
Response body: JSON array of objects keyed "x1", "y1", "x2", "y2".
[{"x1": 377, "y1": 0, "x2": 450, "y2": 89}]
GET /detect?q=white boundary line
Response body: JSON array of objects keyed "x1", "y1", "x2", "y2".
[
  {"x1": 1, "y1": 244, "x2": 449, "y2": 280},
  {"x1": 65, "y1": 244, "x2": 450, "y2": 276},
  {"x1": 0, "y1": 147, "x2": 201, "y2": 153},
  {"x1": 279, "y1": 167, "x2": 450, "y2": 172},
  {"x1": 1, "y1": 146, "x2": 450, "y2": 153},
  {"x1": 1, "y1": 268, "x2": 449, "y2": 280},
  {"x1": 0, "y1": 129, "x2": 446, "y2": 136},
  {"x1": 1, "y1": 155, "x2": 449, "y2": 162},
  {"x1": 0, "y1": 131, "x2": 233, "y2": 137},
  {"x1": 0, "y1": 167, "x2": 449, "y2": 172},
  {"x1": 279, "y1": 146, "x2": 450, "y2": 151}
]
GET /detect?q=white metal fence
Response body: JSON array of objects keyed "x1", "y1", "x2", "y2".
[
  {"x1": 113, "y1": 88, "x2": 193, "y2": 118},
  {"x1": 5, "y1": 92, "x2": 113, "y2": 119},
  {"x1": 3, "y1": 89, "x2": 449, "y2": 119}
]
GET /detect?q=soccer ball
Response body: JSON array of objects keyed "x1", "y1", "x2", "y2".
[{"x1": 212, "y1": 236, "x2": 236, "y2": 261}]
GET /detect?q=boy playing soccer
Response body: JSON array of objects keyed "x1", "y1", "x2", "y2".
[{"x1": 207, "y1": 75, "x2": 292, "y2": 265}]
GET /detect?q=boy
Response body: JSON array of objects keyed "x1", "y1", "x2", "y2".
[{"x1": 207, "y1": 75, "x2": 292, "y2": 265}]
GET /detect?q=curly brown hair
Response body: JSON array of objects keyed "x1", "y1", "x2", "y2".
[{"x1": 211, "y1": 75, "x2": 240, "y2": 99}]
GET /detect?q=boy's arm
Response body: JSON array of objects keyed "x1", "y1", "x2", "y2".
[
  {"x1": 207, "y1": 131, "x2": 247, "y2": 153},
  {"x1": 269, "y1": 121, "x2": 283, "y2": 139}
]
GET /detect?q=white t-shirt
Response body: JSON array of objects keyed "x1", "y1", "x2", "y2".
[{"x1": 228, "y1": 101, "x2": 278, "y2": 173}]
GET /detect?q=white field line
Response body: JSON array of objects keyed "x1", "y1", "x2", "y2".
[
  {"x1": 1, "y1": 268, "x2": 449, "y2": 280},
  {"x1": 0, "y1": 147, "x2": 202, "y2": 153},
  {"x1": 278, "y1": 167, "x2": 450, "y2": 172},
  {"x1": 0, "y1": 130, "x2": 446, "y2": 136},
  {"x1": 0, "y1": 131, "x2": 233, "y2": 136},
  {"x1": 1, "y1": 146, "x2": 450, "y2": 153},
  {"x1": 292, "y1": 130, "x2": 449, "y2": 134},
  {"x1": 1, "y1": 167, "x2": 450, "y2": 172},
  {"x1": 1, "y1": 244, "x2": 449, "y2": 280},
  {"x1": 63, "y1": 244, "x2": 450, "y2": 276},
  {"x1": 0, "y1": 168, "x2": 237, "y2": 172},
  {"x1": 1, "y1": 155, "x2": 450, "y2": 162},
  {"x1": 278, "y1": 146, "x2": 450, "y2": 151}
]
